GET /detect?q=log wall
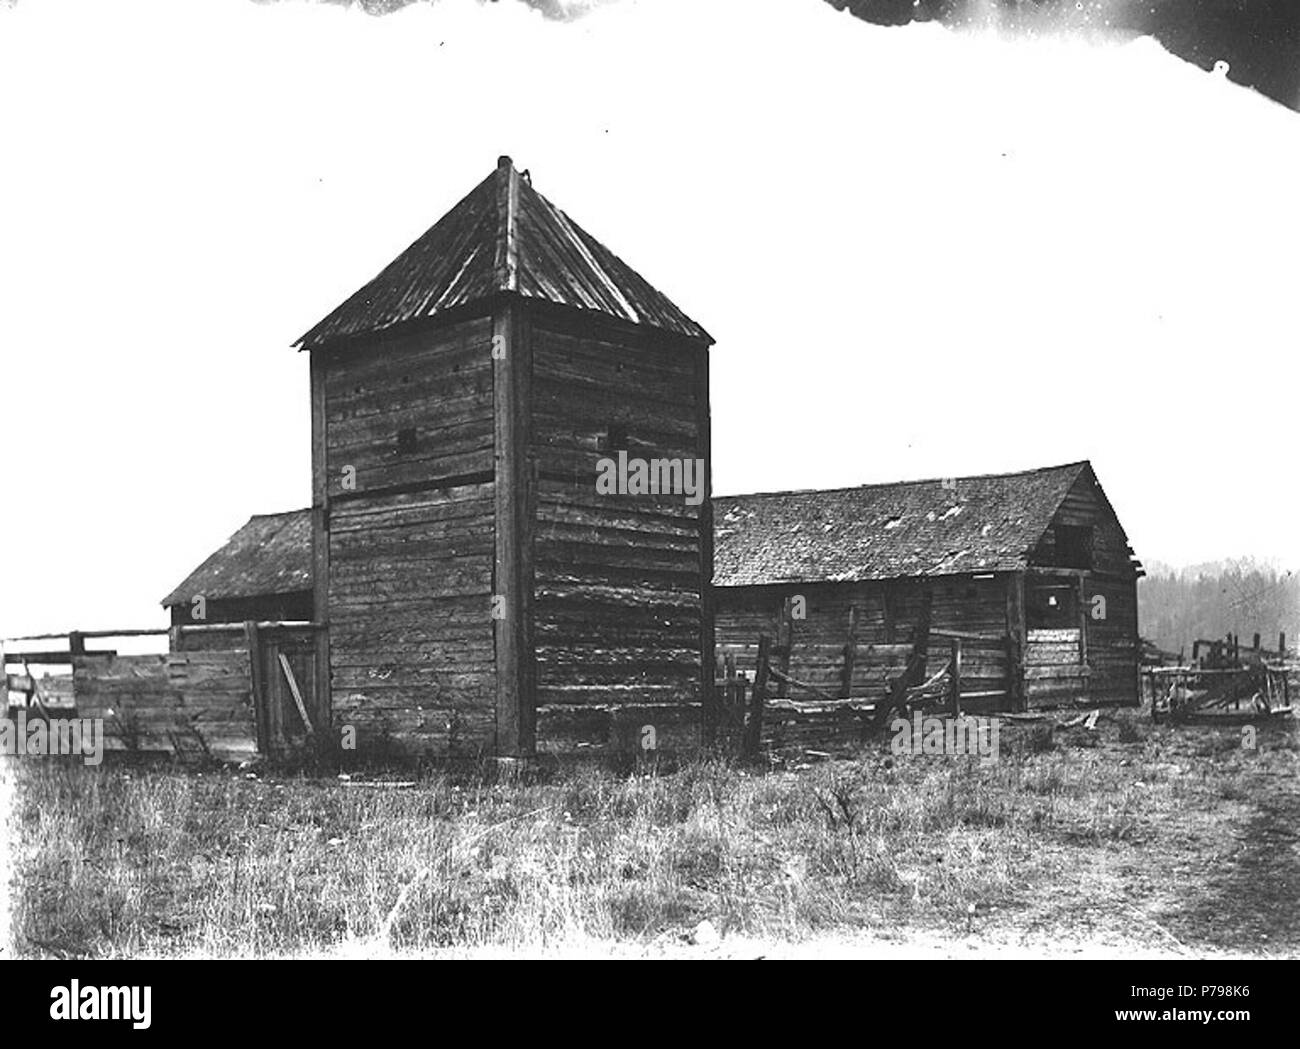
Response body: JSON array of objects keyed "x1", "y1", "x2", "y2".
[
  {"x1": 321, "y1": 315, "x2": 498, "y2": 757},
  {"x1": 529, "y1": 315, "x2": 708, "y2": 753}
]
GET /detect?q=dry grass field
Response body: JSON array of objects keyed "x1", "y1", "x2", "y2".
[{"x1": 5, "y1": 709, "x2": 1297, "y2": 959}]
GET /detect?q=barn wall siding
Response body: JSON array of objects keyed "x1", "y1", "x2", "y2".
[
  {"x1": 1024, "y1": 471, "x2": 1140, "y2": 707},
  {"x1": 321, "y1": 316, "x2": 499, "y2": 757},
  {"x1": 1084, "y1": 576, "x2": 1139, "y2": 705},
  {"x1": 715, "y1": 574, "x2": 1013, "y2": 710},
  {"x1": 1031, "y1": 471, "x2": 1134, "y2": 579},
  {"x1": 72, "y1": 651, "x2": 257, "y2": 761},
  {"x1": 528, "y1": 316, "x2": 708, "y2": 752}
]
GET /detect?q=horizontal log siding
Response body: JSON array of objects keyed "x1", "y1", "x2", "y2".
[
  {"x1": 529, "y1": 320, "x2": 706, "y2": 752},
  {"x1": 72, "y1": 652, "x2": 256, "y2": 760},
  {"x1": 1025, "y1": 472, "x2": 1140, "y2": 706},
  {"x1": 323, "y1": 317, "x2": 498, "y2": 758},
  {"x1": 1084, "y1": 576, "x2": 1139, "y2": 705},
  {"x1": 1024, "y1": 627, "x2": 1085, "y2": 706},
  {"x1": 324, "y1": 317, "x2": 495, "y2": 496}
]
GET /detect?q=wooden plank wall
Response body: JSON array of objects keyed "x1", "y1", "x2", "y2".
[
  {"x1": 529, "y1": 317, "x2": 706, "y2": 753},
  {"x1": 1024, "y1": 627, "x2": 1086, "y2": 706},
  {"x1": 72, "y1": 652, "x2": 256, "y2": 761},
  {"x1": 1030, "y1": 471, "x2": 1134, "y2": 578},
  {"x1": 715, "y1": 575, "x2": 1013, "y2": 714},
  {"x1": 324, "y1": 318, "x2": 496, "y2": 494},
  {"x1": 323, "y1": 316, "x2": 498, "y2": 757},
  {"x1": 1084, "y1": 576, "x2": 1139, "y2": 704},
  {"x1": 1026, "y1": 470, "x2": 1140, "y2": 706}
]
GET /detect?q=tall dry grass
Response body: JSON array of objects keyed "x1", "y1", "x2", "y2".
[{"x1": 6, "y1": 713, "x2": 1295, "y2": 957}]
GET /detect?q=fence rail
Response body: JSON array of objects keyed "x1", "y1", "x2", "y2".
[{"x1": 713, "y1": 629, "x2": 983, "y2": 758}]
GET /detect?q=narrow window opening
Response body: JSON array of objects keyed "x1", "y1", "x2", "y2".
[
  {"x1": 1055, "y1": 525, "x2": 1094, "y2": 569},
  {"x1": 604, "y1": 423, "x2": 629, "y2": 454}
]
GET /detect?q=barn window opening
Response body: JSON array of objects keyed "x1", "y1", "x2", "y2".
[
  {"x1": 396, "y1": 427, "x2": 417, "y2": 456},
  {"x1": 1026, "y1": 582, "x2": 1078, "y2": 629},
  {"x1": 604, "y1": 423, "x2": 629, "y2": 454},
  {"x1": 1056, "y1": 525, "x2": 1094, "y2": 569}
]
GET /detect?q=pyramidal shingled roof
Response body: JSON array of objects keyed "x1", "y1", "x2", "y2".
[
  {"x1": 297, "y1": 156, "x2": 711, "y2": 348},
  {"x1": 714, "y1": 462, "x2": 1101, "y2": 587}
]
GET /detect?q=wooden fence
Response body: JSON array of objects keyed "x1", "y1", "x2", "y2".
[
  {"x1": 4, "y1": 622, "x2": 321, "y2": 762},
  {"x1": 713, "y1": 629, "x2": 983, "y2": 758},
  {"x1": 73, "y1": 650, "x2": 256, "y2": 761}
]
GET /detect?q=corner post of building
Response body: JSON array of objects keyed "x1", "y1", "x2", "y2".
[
  {"x1": 492, "y1": 295, "x2": 531, "y2": 756},
  {"x1": 309, "y1": 349, "x2": 332, "y2": 741},
  {"x1": 697, "y1": 344, "x2": 716, "y2": 746},
  {"x1": 492, "y1": 155, "x2": 533, "y2": 758},
  {"x1": 1132, "y1": 570, "x2": 1143, "y2": 708},
  {"x1": 1006, "y1": 572, "x2": 1026, "y2": 711}
]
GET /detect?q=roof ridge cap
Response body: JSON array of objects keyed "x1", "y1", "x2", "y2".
[
  {"x1": 717, "y1": 461, "x2": 1092, "y2": 502},
  {"x1": 494, "y1": 155, "x2": 519, "y2": 293}
]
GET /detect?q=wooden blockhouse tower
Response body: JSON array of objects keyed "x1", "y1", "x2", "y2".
[{"x1": 297, "y1": 157, "x2": 715, "y2": 758}]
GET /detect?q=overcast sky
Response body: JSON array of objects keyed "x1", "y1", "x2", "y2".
[{"x1": 1, "y1": 0, "x2": 1297, "y2": 640}]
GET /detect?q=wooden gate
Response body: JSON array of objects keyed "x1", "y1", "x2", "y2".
[{"x1": 247, "y1": 623, "x2": 320, "y2": 757}]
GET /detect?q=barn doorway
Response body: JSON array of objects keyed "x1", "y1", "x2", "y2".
[{"x1": 251, "y1": 625, "x2": 319, "y2": 757}]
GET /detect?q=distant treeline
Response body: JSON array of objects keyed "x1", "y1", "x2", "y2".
[{"x1": 1138, "y1": 559, "x2": 1299, "y2": 657}]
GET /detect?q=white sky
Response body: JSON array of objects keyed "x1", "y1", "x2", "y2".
[{"x1": 1, "y1": 0, "x2": 1297, "y2": 640}]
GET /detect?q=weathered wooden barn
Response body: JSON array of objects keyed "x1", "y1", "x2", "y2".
[
  {"x1": 295, "y1": 156, "x2": 714, "y2": 757},
  {"x1": 714, "y1": 461, "x2": 1143, "y2": 711},
  {"x1": 140, "y1": 164, "x2": 1143, "y2": 761}
]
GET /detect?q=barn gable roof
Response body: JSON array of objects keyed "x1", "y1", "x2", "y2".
[
  {"x1": 296, "y1": 156, "x2": 711, "y2": 348},
  {"x1": 161, "y1": 510, "x2": 313, "y2": 608},
  {"x1": 713, "y1": 461, "x2": 1097, "y2": 587}
]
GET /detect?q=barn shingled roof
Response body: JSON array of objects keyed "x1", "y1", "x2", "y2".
[
  {"x1": 296, "y1": 156, "x2": 711, "y2": 348},
  {"x1": 713, "y1": 462, "x2": 1094, "y2": 587},
  {"x1": 161, "y1": 510, "x2": 313, "y2": 608}
]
